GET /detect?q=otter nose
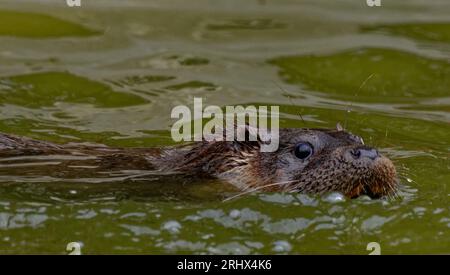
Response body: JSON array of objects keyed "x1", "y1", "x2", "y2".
[{"x1": 350, "y1": 146, "x2": 379, "y2": 160}]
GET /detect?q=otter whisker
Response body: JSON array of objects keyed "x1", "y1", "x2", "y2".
[
  {"x1": 222, "y1": 179, "x2": 299, "y2": 202},
  {"x1": 272, "y1": 81, "x2": 307, "y2": 127},
  {"x1": 344, "y1": 73, "x2": 376, "y2": 129},
  {"x1": 121, "y1": 170, "x2": 179, "y2": 181}
]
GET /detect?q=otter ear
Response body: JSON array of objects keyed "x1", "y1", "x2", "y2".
[
  {"x1": 336, "y1": 122, "x2": 344, "y2": 132},
  {"x1": 232, "y1": 124, "x2": 262, "y2": 148},
  {"x1": 225, "y1": 124, "x2": 267, "y2": 147},
  {"x1": 202, "y1": 124, "x2": 261, "y2": 146},
  {"x1": 205, "y1": 123, "x2": 276, "y2": 151},
  {"x1": 233, "y1": 124, "x2": 279, "y2": 152}
]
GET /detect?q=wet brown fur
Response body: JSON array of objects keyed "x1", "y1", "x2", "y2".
[{"x1": 0, "y1": 128, "x2": 398, "y2": 198}]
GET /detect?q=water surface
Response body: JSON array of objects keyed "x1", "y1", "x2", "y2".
[{"x1": 0, "y1": 0, "x2": 448, "y2": 254}]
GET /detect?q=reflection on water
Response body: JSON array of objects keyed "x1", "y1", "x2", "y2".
[{"x1": 0, "y1": 0, "x2": 448, "y2": 254}]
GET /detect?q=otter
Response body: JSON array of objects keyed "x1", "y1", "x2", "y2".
[{"x1": 0, "y1": 125, "x2": 397, "y2": 199}]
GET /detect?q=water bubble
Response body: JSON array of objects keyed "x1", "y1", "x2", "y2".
[
  {"x1": 361, "y1": 215, "x2": 391, "y2": 231},
  {"x1": 272, "y1": 240, "x2": 292, "y2": 253},
  {"x1": 295, "y1": 194, "x2": 319, "y2": 206},
  {"x1": 433, "y1": 208, "x2": 444, "y2": 214},
  {"x1": 202, "y1": 234, "x2": 214, "y2": 240},
  {"x1": 413, "y1": 207, "x2": 426, "y2": 215},
  {"x1": 162, "y1": 220, "x2": 182, "y2": 234},
  {"x1": 260, "y1": 193, "x2": 294, "y2": 204},
  {"x1": 323, "y1": 192, "x2": 346, "y2": 203},
  {"x1": 229, "y1": 209, "x2": 241, "y2": 219},
  {"x1": 358, "y1": 195, "x2": 372, "y2": 201}
]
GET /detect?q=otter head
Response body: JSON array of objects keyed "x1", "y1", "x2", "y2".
[
  {"x1": 257, "y1": 126, "x2": 398, "y2": 198},
  {"x1": 171, "y1": 125, "x2": 398, "y2": 199}
]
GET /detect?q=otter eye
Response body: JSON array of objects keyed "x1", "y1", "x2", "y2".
[{"x1": 294, "y1": 142, "x2": 313, "y2": 159}]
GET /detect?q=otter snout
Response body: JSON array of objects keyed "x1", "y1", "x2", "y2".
[
  {"x1": 340, "y1": 145, "x2": 398, "y2": 198},
  {"x1": 345, "y1": 145, "x2": 380, "y2": 164},
  {"x1": 350, "y1": 146, "x2": 379, "y2": 160}
]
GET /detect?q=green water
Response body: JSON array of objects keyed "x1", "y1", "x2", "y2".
[{"x1": 0, "y1": 0, "x2": 448, "y2": 254}]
